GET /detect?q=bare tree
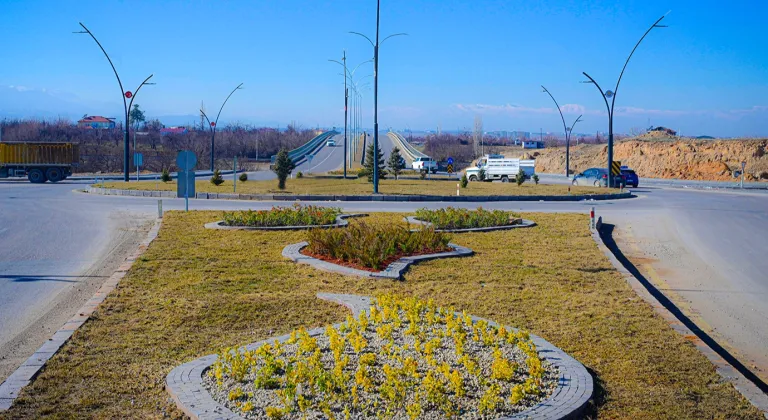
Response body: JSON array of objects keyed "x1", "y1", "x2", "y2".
[{"x1": 473, "y1": 115, "x2": 483, "y2": 157}]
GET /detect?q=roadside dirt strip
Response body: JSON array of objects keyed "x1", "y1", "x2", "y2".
[
  {"x1": 592, "y1": 220, "x2": 768, "y2": 415},
  {"x1": 0, "y1": 219, "x2": 162, "y2": 411}
]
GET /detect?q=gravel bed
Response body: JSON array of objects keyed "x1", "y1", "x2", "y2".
[{"x1": 202, "y1": 296, "x2": 558, "y2": 419}]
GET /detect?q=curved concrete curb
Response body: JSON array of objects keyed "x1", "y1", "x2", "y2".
[
  {"x1": 165, "y1": 293, "x2": 593, "y2": 420},
  {"x1": 203, "y1": 213, "x2": 367, "y2": 231},
  {"x1": 83, "y1": 186, "x2": 632, "y2": 202},
  {"x1": 404, "y1": 216, "x2": 536, "y2": 232},
  {"x1": 0, "y1": 219, "x2": 163, "y2": 411},
  {"x1": 282, "y1": 241, "x2": 473, "y2": 280}
]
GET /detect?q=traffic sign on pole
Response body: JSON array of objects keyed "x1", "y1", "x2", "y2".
[
  {"x1": 176, "y1": 150, "x2": 197, "y2": 171},
  {"x1": 447, "y1": 157, "x2": 454, "y2": 165}
]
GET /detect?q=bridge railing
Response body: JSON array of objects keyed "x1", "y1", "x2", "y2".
[
  {"x1": 387, "y1": 131, "x2": 429, "y2": 164},
  {"x1": 271, "y1": 131, "x2": 339, "y2": 165}
]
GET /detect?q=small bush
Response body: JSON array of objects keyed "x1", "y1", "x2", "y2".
[
  {"x1": 460, "y1": 173, "x2": 469, "y2": 188},
  {"x1": 306, "y1": 222, "x2": 451, "y2": 270},
  {"x1": 419, "y1": 169, "x2": 427, "y2": 180},
  {"x1": 415, "y1": 207, "x2": 521, "y2": 229},
  {"x1": 296, "y1": 171, "x2": 303, "y2": 179},
  {"x1": 222, "y1": 204, "x2": 341, "y2": 227},
  {"x1": 238, "y1": 172, "x2": 248, "y2": 182},
  {"x1": 160, "y1": 168, "x2": 171, "y2": 183},
  {"x1": 532, "y1": 174, "x2": 539, "y2": 185},
  {"x1": 515, "y1": 169, "x2": 526, "y2": 186},
  {"x1": 210, "y1": 169, "x2": 224, "y2": 186}
]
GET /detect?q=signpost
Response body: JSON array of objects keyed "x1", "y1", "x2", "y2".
[
  {"x1": 447, "y1": 157, "x2": 454, "y2": 177},
  {"x1": 133, "y1": 152, "x2": 143, "y2": 181},
  {"x1": 741, "y1": 160, "x2": 746, "y2": 189},
  {"x1": 176, "y1": 150, "x2": 197, "y2": 211}
]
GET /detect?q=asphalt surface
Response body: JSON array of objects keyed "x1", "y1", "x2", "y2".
[{"x1": 1, "y1": 177, "x2": 767, "y2": 396}]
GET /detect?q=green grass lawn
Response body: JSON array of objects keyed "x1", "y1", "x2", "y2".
[
  {"x1": 99, "y1": 177, "x2": 613, "y2": 197},
  {"x1": 1, "y1": 212, "x2": 759, "y2": 419}
]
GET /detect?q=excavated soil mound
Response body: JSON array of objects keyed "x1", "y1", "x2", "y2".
[{"x1": 533, "y1": 139, "x2": 768, "y2": 182}]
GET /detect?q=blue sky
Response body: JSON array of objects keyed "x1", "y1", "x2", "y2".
[{"x1": 0, "y1": 0, "x2": 766, "y2": 137}]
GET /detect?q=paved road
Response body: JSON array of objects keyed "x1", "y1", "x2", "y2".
[
  {"x1": 292, "y1": 134, "x2": 345, "y2": 175},
  {"x1": 1, "y1": 179, "x2": 767, "y2": 392}
]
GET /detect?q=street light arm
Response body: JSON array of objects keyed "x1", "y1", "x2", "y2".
[
  {"x1": 381, "y1": 33, "x2": 408, "y2": 45},
  {"x1": 582, "y1": 72, "x2": 611, "y2": 116},
  {"x1": 349, "y1": 31, "x2": 375, "y2": 48},
  {"x1": 569, "y1": 115, "x2": 583, "y2": 134},
  {"x1": 541, "y1": 85, "x2": 568, "y2": 137},
  {"x1": 77, "y1": 22, "x2": 127, "y2": 113},
  {"x1": 127, "y1": 74, "x2": 154, "y2": 125},
  {"x1": 214, "y1": 83, "x2": 244, "y2": 127},
  {"x1": 200, "y1": 109, "x2": 213, "y2": 133},
  {"x1": 612, "y1": 13, "x2": 668, "y2": 108},
  {"x1": 350, "y1": 59, "x2": 373, "y2": 76}
]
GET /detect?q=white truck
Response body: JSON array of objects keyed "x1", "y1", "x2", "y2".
[
  {"x1": 464, "y1": 155, "x2": 535, "y2": 182},
  {"x1": 411, "y1": 157, "x2": 438, "y2": 173}
]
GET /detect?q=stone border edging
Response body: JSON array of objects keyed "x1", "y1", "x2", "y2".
[
  {"x1": 203, "y1": 213, "x2": 367, "y2": 231},
  {"x1": 165, "y1": 293, "x2": 593, "y2": 420},
  {"x1": 83, "y1": 186, "x2": 632, "y2": 202},
  {"x1": 282, "y1": 241, "x2": 473, "y2": 280},
  {"x1": 404, "y1": 216, "x2": 536, "y2": 232},
  {"x1": 0, "y1": 219, "x2": 164, "y2": 411}
]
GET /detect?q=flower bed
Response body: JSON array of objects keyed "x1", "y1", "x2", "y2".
[
  {"x1": 222, "y1": 204, "x2": 341, "y2": 227},
  {"x1": 203, "y1": 295, "x2": 558, "y2": 419},
  {"x1": 304, "y1": 222, "x2": 451, "y2": 270},
  {"x1": 414, "y1": 207, "x2": 521, "y2": 230}
]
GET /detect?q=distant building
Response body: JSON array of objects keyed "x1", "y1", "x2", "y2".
[
  {"x1": 160, "y1": 127, "x2": 188, "y2": 136},
  {"x1": 77, "y1": 115, "x2": 116, "y2": 129},
  {"x1": 522, "y1": 140, "x2": 544, "y2": 149}
]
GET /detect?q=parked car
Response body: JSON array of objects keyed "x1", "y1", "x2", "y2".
[
  {"x1": 412, "y1": 157, "x2": 438, "y2": 173},
  {"x1": 326, "y1": 138, "x2": 336, "y2": 147},
  {"x1": 572, "y1": 168, "x2": 626, "y2": 188},
  {"x1": 621, "y1": 166, "x2": 639, "y2": 187}
]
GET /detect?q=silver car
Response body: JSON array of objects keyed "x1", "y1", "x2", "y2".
[{"x1": 572, "y1": 168, "x2": 625, "y2": 188}]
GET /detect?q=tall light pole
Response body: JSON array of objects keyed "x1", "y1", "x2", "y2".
[
  {"x1": 351, "y1": 0, "x2": 406, "y2": 193},
  {"x1": 541, "y1": 86, "x2": 582, "y2": 178},
  {"x1": 200, "y1": 83, "x2": 243, "y2": 172},
  {"x1": 74, "y1": 23, "x2": 154, "y2": 182},
  {"x1": 582, "y1": 13, "x2": 668, "y2": 187},
  {"x1": 330, "y1": 56, "x2": 373, "y2": 177}
]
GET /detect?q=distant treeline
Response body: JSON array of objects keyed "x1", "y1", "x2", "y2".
[{"x1": 0, "y1": 119, "x2": 316, "y2": 173}]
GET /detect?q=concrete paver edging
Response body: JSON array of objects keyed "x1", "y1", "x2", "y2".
[
  {"x1": 0, "y1": 219, "x2": 163, "y2": 411},
  {"x1": 83, "y1": 186, "x2": 632, "y2": 202},
  {"x1": 165, "y1": 293, "x2": 593, "y2": 420},
  {"x1": 204, "y1": 213, "x2": 367, "y2": 231},
  {"x1": 404, "y1": 216, "x2": 536, "y2": 232},
  {"x1": 282, "y1": 241, "x2": 473, "y2": 280},
  {"x1": 591, "y1": 218, "x2": 768, "y2": 417}
]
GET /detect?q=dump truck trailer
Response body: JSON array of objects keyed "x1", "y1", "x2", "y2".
[{"x1": 0, "y1": 142, "x2": 79, "y2": 183}]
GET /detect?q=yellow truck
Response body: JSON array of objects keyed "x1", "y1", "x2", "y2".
[{"x1": 0, "y1": 142, "x2": 79, "y2": 183}]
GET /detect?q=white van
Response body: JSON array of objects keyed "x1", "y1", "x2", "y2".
[{"x1": 465, "y1": 155, "x2": 535, "y2": 182}]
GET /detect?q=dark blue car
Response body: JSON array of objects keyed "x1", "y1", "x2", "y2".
[{"x1": 621, "y1": 167, "x2": 638, "y2": 188}]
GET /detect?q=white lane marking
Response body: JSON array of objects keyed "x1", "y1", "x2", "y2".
[{"x1": 309, "y1": 140, "x2": 341, "y2": 172}]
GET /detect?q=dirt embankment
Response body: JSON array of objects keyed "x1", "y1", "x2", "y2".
[{"x1": 529, "y1": 139, "x2": 768, "y2": 182}]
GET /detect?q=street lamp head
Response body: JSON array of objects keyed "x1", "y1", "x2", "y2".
[{"x1": 604, "y1": 90, "x2": 615, "y2": 99}]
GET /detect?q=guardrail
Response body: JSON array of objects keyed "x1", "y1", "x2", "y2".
[
  {"x1": 270, "y1": 131, "x2": 339, "y2": 166},
  {"x1": 387, "y1": 132, "x2": 429, "y2": 164}
]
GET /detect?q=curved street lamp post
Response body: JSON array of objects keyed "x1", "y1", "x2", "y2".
[
  {"x1": 74, "y1": 23, "x2": 154, "y2": 182},
  {"x1": 350, "y1": 0, "x2": 406, "y2": 193},
  {"x1": 581, "y1": 13, "x2": 668, "y2": 187},
  {"x1": 200, "y1": 83, "x2": 244, "y2": 172},
  {"x1": 541, "y1": 86, "x2": 582, "y2": 178}
]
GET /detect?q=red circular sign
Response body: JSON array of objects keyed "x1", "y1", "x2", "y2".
[
  {"x1": 124, "y1": 91, "x2": 133, "y2": 98},
  {"x1": 210, "y1": 122, "x2": 216, "y2": 127}
]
